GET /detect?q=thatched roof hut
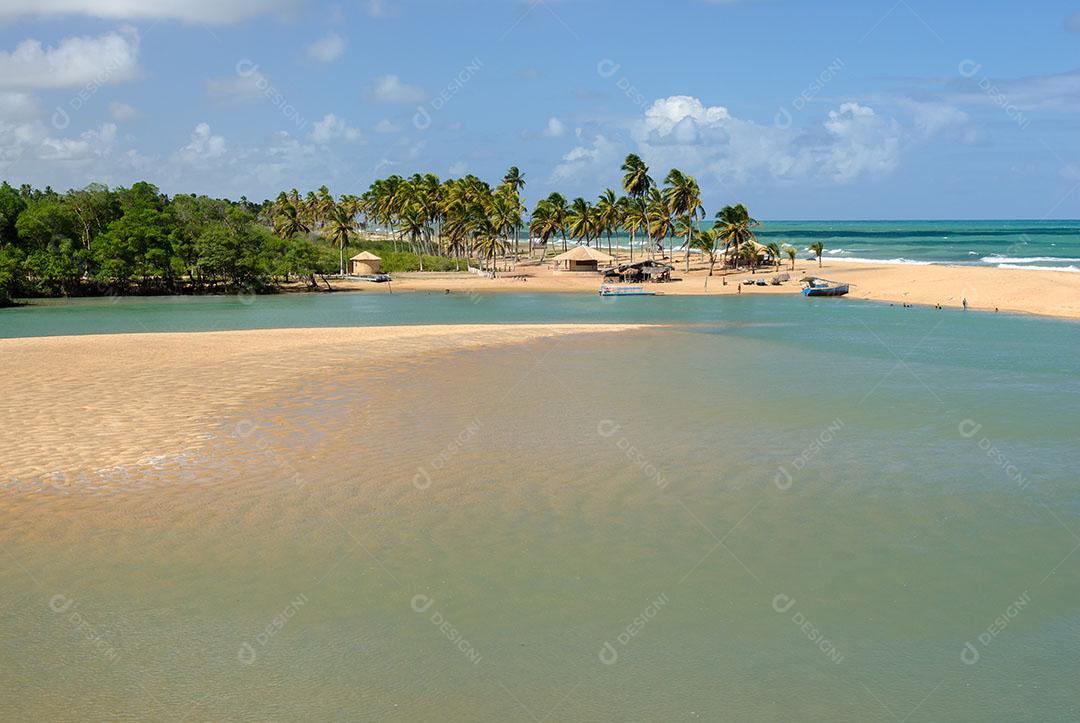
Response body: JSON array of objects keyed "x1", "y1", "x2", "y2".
[
  {"x1": 551, "y1": 245, "x2": 615, "y2": 272},
  {"x1": 349, "y1": 251, "x2": 381, "y2": 275}
]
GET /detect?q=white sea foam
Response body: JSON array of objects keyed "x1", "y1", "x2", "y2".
[
  {"x1": 981, "y1": 255, "x2": 1076, "y2": 264},
  {"x1": 828, "y1": 256, "x2": 933, "y2": 266},
  {"x1": 997, "y1": 263, "x2": 1080, "y2": 273}
]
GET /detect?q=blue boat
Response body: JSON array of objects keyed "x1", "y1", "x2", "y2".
[
  {"x1": 802, "y1": 278, "x2": 850, "y2": 297},
  {"x1": 599, "y1": 284, "x2": 657, "y2": 297}
]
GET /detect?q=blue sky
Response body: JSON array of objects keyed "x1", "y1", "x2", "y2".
[{"x1": 1, "y1": 0, "x2": 1079, "y2": 218}]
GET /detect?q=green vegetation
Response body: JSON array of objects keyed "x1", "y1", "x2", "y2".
[{"x1": 0, "y1": 155, "x2": 774, "y2": 304}]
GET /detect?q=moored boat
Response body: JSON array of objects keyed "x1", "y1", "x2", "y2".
[
  {"x1": 801, "y1": 278, "x2": 850, "y2": 297},
  {"x1": 599, "y1": 284, "x2": 657, "y2": 297}
]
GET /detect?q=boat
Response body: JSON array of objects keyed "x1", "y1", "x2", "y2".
[
  {"x1": 755, "y1": 278, "x2": 768, "y2": 286},
  {"x1": 801, "y1": 278, "x2": 850, "y2": 297},
  {"x1": 599, "y1": 284, "x2": 657, "y2": 297}
]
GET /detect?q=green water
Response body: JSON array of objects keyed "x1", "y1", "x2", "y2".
[{"x1": 2, "y1": 295, "x2": 1079, "y2": 721}]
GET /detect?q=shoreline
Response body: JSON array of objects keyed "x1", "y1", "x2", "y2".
[
  {"x1": 8, "y1": 256, "x2": 1080, "y2": 322},
  {"x1": 323, "y1": 256, "x2": 1080, "y2": 321}
]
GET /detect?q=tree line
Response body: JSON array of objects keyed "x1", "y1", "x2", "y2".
[{"x1": 1, "y1": 154, "x2": 823, "y2": 304}]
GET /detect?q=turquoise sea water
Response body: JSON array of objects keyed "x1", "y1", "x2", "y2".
[
  {"x1": 2, "y1": 294, "x2": 1079, "y2": 720},
  {"x1": 578, "y1": 219, "x2": 1080, "y2": 271}
]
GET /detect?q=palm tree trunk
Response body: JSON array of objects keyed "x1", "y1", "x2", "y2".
[
  {"x1": 629, "y1": 229, "x2": 634, "y2": 262},
  {"x1": 684, "y1": 224, "x2": 692, "y2": 273}
]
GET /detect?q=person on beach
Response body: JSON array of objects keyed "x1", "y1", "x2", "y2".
[{"x1": 963, "y1": 297, "x2": 968, "y2": 310}]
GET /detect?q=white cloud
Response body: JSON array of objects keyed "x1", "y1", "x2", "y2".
[
  {"x1": 176, "y1": 122, "x2": 226, "y2": 165},
  {"x1": 310, "y1": 113, "x2": 361, "y2": 143},
  {"x1": 552, "y1": 95, "x2": 911, "y2": 187},
  {"x1": 307, "y1": 32, "x2": 345, "y2": 62},
  {"x1": 543, "y1": 116, "x2": 566, "y2": 137},
  {"x1": 551, "y1": 133, "x2": 619, "y2": 183},
  {"x1": 370, "y1": 75, "x2": 425, "y2": 104},
  {"x1": 0, "y1": 92, "x2": 41, "y2": 122},
  {"x1": 900, "y1": 100, "x2": 969, "y2": 136},
  {"x1": 0, "y1": 27, "x2": 139, "y2": 90},
  {"x1": 0, "y1": 116, "x2": 121, "y2": 173},
  {"x1": 107, "y1": 101, "x2": 137, "y2": 122},
  {"x1": 0, "y1": 0, "x2": 300, "y2": 24},
  {"x1": 39, "y1": 123, "x2": 117, "y2": 161}
]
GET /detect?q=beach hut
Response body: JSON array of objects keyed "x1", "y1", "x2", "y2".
[
  {"x1": 551, "y1": 245, "x2": 615, "y2": 273},
  {"x1": 348, "y1": 251, "x2": 382, "y2": 275},
  {"x1": 604, "y1": 260, "x2": 674, "y2": 283}
]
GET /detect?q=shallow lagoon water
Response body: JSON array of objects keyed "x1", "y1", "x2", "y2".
[{"x1": 1, "y1": 294, "x2": 1078, "y2": 721}]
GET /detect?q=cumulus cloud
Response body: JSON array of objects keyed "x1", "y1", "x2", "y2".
[
  {"x1": 0, "y1": 0, "x2": 300, "y2": 24},
  {"x1": 551, "y1": 134, "x2": 619, "y2": 183},
  {"x1": 39, "y1": 123, "x2": 117, "y2": 161},
  {"x1": 543, "y1": 117, "x2": 566, "y2": 137},
  {"x1": 0, "y1": 116, "x2": 121, "y2": 174},
  {"x1": 307, "y1": 32, "x2": 345, "y2": 63},
  {"x1": 176, "y1": 123, "x2": 226, "y2": 165},
  {"x1": 0, "y1": 92, "x2": 41, "y2": 122},
  {"x1": 552, "y1": 95, "x2": 910, "y2": 186},
  {"x1": 310, "y1": 113, "x2": 361, "y2": 143},
  {"x1": 369, "y1": 75, "x2": 425, "y2": 104},
  {"x1": 0, "y1": 27, "x2": 139, "y2": 90}
]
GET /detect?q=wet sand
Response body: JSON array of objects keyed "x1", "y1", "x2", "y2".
[{"x1": 0, "y1": 324, "x2": 647, "y2": 482}]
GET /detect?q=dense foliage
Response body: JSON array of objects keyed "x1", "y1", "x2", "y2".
[
  {"x1": 0, "y1": 181, "x2": 338, "y2": 304},
  {"x1": 0, "y1": 156, "x2": 781, "y2": 304}
]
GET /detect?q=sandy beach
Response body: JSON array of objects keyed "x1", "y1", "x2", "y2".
[
  {"x1": 328, "y1": 255, "x2": 1080, "y2": 320},
  {"x1": 0, "y1": 324, "x2": 646, "y2": 483}
]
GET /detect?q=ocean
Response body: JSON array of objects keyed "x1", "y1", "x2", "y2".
[
  {"x1": 568, "y1": 220, "x2": 1080, "y2": 272},
  {"x1": 2, "y1": 294, "x2": 1079, "y2": 721}
]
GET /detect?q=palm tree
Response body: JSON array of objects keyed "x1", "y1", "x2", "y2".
[
  {"x1": 810, "y1": 241, "x2": 824, "y2": 267},
  {"x1": 473, "y1": 218, "x2": 508, "y2": 274},
  {"x1": 273, "y1": 202, "x2": 309, "y2": 240},
  {"x1": 689, "y1": 227, "x2": 723, "y2": 276},
  {"x1": 315, "y1": 186, "x2": 335, "y2": 229},
  {"x1": 621, "y1": 154, "x2": 653, "y2": 201},
  {"x1": 714, "y1": 204, "x2": 759, "y2": 270},
  {"x1": 765, "y1": 242, "x2": 783, "y2": 271},
  {"x1": 545, "y1": 192, "x2": 570, "y2": 252},
  {"x1": 398, "y1": 204, "x2": 432, "y2": 271},
  {"x1": 785, "y1": 245, "x2": 797, "y2": 271},
  {"x1": 567, "y1": 197, "x2": 596, "y2": 246},
  {"x1": 327, "y1": 203, "x2": 356, "y2": 275},
  {"x1": 619, "y1": 195, "x2": 647, "y2": 262},
  {"x1": 529, "y1": 198, "x2": 558, "y2": 261},
  {"x1": 738, "y1": 240, "x2": 760, "y2": 273},
  {"x1": 596, "y1": 189, "x2": 619, "y2": 257},
  {"x1": 502, "y1": 167, "x2": 525, "y2": 257},
  {"x1": 663, "y1": 168, "x2": 704, "y2": 272},
  {"x1": 487, "y1": 188, "x2": 521, "y2": 270},
  {"x1": 646, "y1": 187, "x2": 672, "y2": 258}
]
